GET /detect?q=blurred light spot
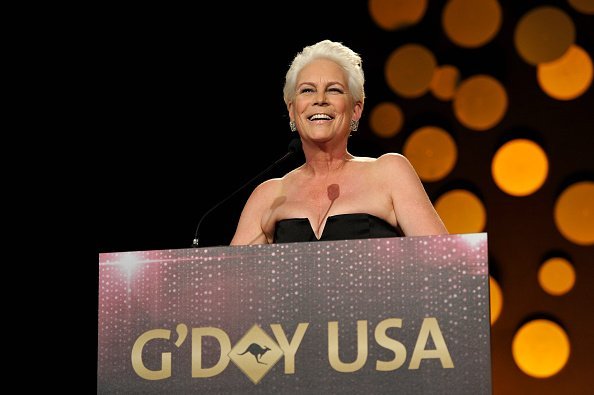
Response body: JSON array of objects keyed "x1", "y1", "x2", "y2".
[
  {"x1": 369, "y1": 102, "x2": 404, "y2": 138},
  {"x1": 537, "y1": 44, "x2": 593, "y2": 100},
  {"x1": 369, "y1": 0, "x2": 428, "y2": 30},
  {"x1": 460, "y1": 233, "x2": 485, "y2": 248},
  {"x1": 512, "y1": 319, "x2": 570, "y2": 378},
  {"x1": 403, "y1": 126, "x2": 457, "y2": 181},
  {"x1": 453, "y1": 75, "x2": 508, "y2": 131},
  {"x1": 435, "y1": 189, "x2": 486, "y2": 234},
  {"x1": 117, "y1": 252, "x2": 142, "y2": 279},
  {"x1": 568, "y1": 0, "x2": 594, "y2": 15},
  {"x1": 442, "y1": 0, "x2": 502, "y2": 48},
  {"x1": 430, "y1": 65, "x2": 460, "y2": 101},
  {"x1": 489, "y1": 276, "x2": 502, "y2": 325},
  {"x1": 538, "y1": 257, "x2": 576, "y2": 296},
  {"x1": 385, "y1": 44, "x2": 437, "y2": 98},
  {"x1": 554, "y1": 181, "x2": 594, "y2": 245},
  {"x1": 492, "y1": 139, "x2": 548, "y2": 196},
  {"x1": 514, "y1": 6, "x2": 575, "y2": 65}
]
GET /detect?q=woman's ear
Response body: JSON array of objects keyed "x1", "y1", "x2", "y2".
[
  {"x1": 287, "y1": 101, "x2": 294, "y2": 121},
  {"x1": 353, "y1": 101, "x2": 364, "y2": 121}
]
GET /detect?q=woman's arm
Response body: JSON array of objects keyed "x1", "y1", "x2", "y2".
[
  {"x1": 230, "y1": 179, "x2": 279, "y2": 245},
  {"x1": 379, "y1": 153, "x2": 448, "y2": 236}
]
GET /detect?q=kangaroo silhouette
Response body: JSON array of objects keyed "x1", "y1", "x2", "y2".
[{"x1": 238, "y1": 343, "x2": 271, "y2": 365}]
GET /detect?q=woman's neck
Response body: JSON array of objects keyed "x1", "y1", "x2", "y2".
[{"x1": 303, "y1": 150, "x2": 354, "y2": 177}]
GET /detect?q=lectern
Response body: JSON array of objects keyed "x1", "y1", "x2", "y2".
[{"x1": 98, "y1": 233, "x2": 491, "y2": 394}]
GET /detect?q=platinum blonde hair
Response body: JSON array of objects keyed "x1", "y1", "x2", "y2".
[{"x1": 283, "y1": 40, "x2": 365, "y2": 106}]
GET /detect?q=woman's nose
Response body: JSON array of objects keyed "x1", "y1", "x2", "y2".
[{"x1": 314, "y1": 90, "x2": 328, "y2": 105}]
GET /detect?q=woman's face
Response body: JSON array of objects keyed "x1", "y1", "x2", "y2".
[{"x1": 289, "y1": 59, "x2": 362, "y2": 143}]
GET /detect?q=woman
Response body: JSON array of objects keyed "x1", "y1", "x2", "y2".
[{"x1": 231, "y1": 40, "x2": 447, "y2": 245}]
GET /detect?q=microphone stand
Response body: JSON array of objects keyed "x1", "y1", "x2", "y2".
[{"x1": 192, "y1": 139, "x2": 301, "y2": 247}]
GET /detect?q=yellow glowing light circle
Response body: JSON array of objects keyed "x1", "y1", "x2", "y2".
[
  {"x1": 385, "y1": 44, "x2": 437, "y2": 98},
  {"x1": 512, "y1": 319, "x2": 571, "y2": 378},
  {"x1": 554, "y1": 181, "x2": 594, "y2": 245},
  {"x1": 403, "y1": 126, "x2": 457, "y2": 182},
  {"x1": 369, "y1": 0, "x2": 428, "y2": 31},
  {"x1": 430, "y1": 65, "x2": 460, "y2": 101},
  {"x1": 489, "y1": 276, "x2": 502, "y2": 325},
  {"x1": 442, "y1": 0, "x2": 502, "y2": 48},
  {"x1": 537, "y1": 44, "x2": 593, "y2": 101},
  {"x1": 491, "y1": 139, "x2": 549, "y2": 196},
  {"x1": 514, "y1": 6, "x2": 576, "y2": 65},
  {"x1": 453, "y1": 75, "x2": 508, "y2": 131},
  {"x1": 538, "y1": 257, "x2": 576, "y2": 296},
  {"x1": 435, "y1": 189, "x2": 486, "y2": 234},
  {"x1": 369, "y1": 102, "x2": 404, "y2": 138},
  {"x1": 568, "y1": 0, "x2": 594, "y2": 15}
]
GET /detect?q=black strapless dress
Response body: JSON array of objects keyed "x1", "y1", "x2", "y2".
[{"x1": 273, "y1": 213, "x2": 402, "y2": 243}]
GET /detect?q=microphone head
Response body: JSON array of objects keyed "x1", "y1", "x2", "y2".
[{"x1": 288, "y1": 138, "x2": 302, "y2": 154}]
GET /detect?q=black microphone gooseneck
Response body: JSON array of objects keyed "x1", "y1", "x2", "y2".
[{"x1": 192, "y1": 138, "x2": 302, "y2": 247}]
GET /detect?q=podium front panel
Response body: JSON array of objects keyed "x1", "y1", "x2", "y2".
[{"x1": 98, "y1": 233, "x2": 491, "y2": 394}]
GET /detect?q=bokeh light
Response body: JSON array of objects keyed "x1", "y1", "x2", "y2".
[
  {"x1": 430, "y1": 65, "x2": 460, "y2": 101},
  {"x1": 385, "y1": 44, "x2": 437, "y2": 98},
  {"x1": 369, "y1": 102, "x2": 404, "y2": 138},
  {"x1": 453, "y1": 75, "x2": 508, "y2": 131},
  {"x1": 442, "y1": 0, "x2": 502, "y2": 48},
  {"x1": 369, "y1": 0, "x2": 428, "y2": 30},
  {"x1": 489, "y1": 276, "x2": 503, "y2": 325},
  {"x1": 554, "y1": 181, "x2": 594, "y2": 245},
  {"x1": 537, "y1": 44, "x2": 593, "y2": 100},
  {"x1": 538, "y1": 257, "x2": 576, "y2": 296},
  {"x1": 567, "y1": 0, "x2": 594, "y2": 15},
  {"x1": 403, "y1": 126, "x2": 457, "y2": 182},
  {"x1": 512, "y1": 319, "x2": 571, "y2": 378},
  {"x1": 514, "y1": 6, "x2": 575, "y2": 65},
  {"x1": 435, "y1": 189, "x2": 486, "y2": 234},
  {"x1": 492, "y1": 139, "x2": 549, "y2": 196}
]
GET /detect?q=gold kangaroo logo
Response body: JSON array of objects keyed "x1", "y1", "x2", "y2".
[{"x1": 237, "y1": 343, "x2": 271, "y2": 365}]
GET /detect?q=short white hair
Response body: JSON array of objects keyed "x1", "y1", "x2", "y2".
[{"x1": 283, "y1": 40, "x2": 365, "y2": 105}]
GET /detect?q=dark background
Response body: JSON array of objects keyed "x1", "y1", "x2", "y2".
[{"x1": 97, "y1": 1, "x2": 593, "y2": 393}]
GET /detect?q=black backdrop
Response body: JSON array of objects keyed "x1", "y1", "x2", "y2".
[{"x1": 98, "y1": 2, "x2": 386, "y2": 251}]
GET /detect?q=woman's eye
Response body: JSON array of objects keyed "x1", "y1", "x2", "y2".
[
  {"x1": 328, "y1": 88, "x2": 344, "y2": 94},
  {"x1": 300, "y1": 88, "x2": 314, "y2": 93}
]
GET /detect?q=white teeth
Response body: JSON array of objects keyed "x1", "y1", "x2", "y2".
[{"x1": 309, "y1": 114, "x2": 332, "y2": 120}]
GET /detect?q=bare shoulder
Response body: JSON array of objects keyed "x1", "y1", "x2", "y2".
[
  {"x1": 372, "y1": 153, "x2": 416, "y2": 175},
  {"x1": 376, "y1": 152, "x2": 412, "y2": 168},
  {"x1": 249, "y1": 177, "x2": 283, "y2": 201},
  {"x1": 249, "y1": 165, "x2": 307, "y2": 202},
  {"x1": 348, "y1": 153, "x2": 415, "y2": 176},
  {"x1": 350, "y1": 155, "x2": 376, "y2": 163}
]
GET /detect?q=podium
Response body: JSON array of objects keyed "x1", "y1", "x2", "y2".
[{"x1": 98, "y1": 233, "x2": 491, "y2": 394}]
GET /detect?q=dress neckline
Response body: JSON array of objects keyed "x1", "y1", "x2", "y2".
[{"x1": 276, "y1": 213, "x2": 390, "y2": 241}]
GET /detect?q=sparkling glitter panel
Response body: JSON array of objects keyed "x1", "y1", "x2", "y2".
[{"x1": 98, "y1": 233, "x2": 491, "y2": 394}]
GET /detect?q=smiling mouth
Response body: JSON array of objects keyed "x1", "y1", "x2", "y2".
[{"x1": 308, "y1": 113, "x2": 334, "y2": 121}]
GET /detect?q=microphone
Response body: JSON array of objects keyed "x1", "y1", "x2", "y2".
[{"x1": 192, "y1": 138, "x2": 302, "y2": 247}]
